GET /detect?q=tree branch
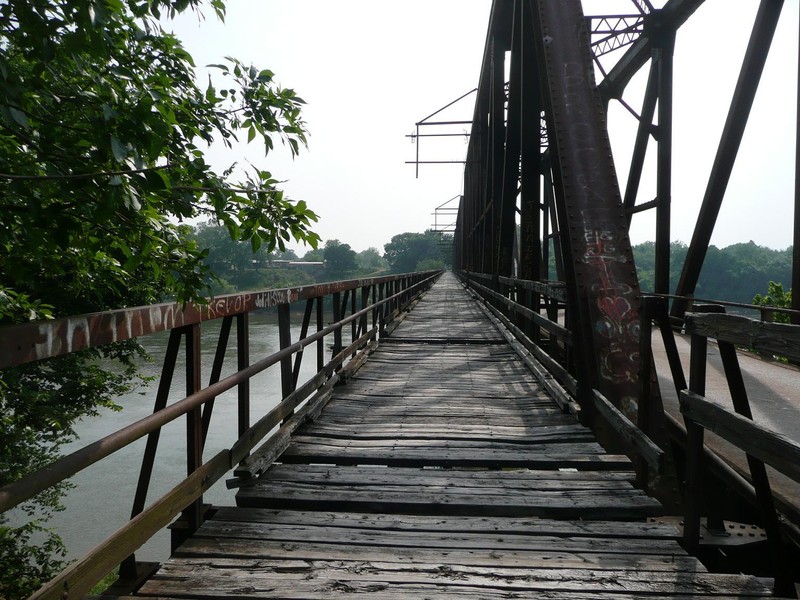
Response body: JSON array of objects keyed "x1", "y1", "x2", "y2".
[
  {"x1": 0, "y1": 165, "x2": 172, "y2": 181},
  {"x1": 171, "y1": 184, "x2": 277, "y2": 195}
]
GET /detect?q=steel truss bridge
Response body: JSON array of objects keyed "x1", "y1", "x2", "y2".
[{"x1": 2, "y1": 0, "x2": 800, "y2": 598}]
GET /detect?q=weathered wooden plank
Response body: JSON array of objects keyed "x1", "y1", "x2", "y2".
[
  {"x1": 681, "y1": 390, "x2": 800, "y2": 483},
  {"x1": 152, "y1": 554, "x2": 705, "y2": 581},
  {"x1": 286, "y1": 437, "x2": 606, "y2": 450},
  {"x1": 173, "y1": 541, "x2": 704, "y2": 575},
  {"x1": 321, "y1": 397, "x2": 556, "y2": 407},
  {"x1": 210, "y1": 507, "x2": 678, "y2": 539},
  {"x1": 684, "y1": 311, "x2": 800, "y2": 361},
  {"x1": 236, "y1": 485, "x2": 662, "y2": 518},
  {"x1": 139, "y1": 557, "x2": 774, "y2": 596},
  {"x1": 259, "y1": 464, "x2": 637, "y2": 485},
  {"x1": 316, "y1": 417, "x2": 575, "y2": 428},
  {"x1": 288, "y1": 427, "x2": 595, "y2": 444},
  {"x1": 244, "y1": 480, "x2": 647, "y2": 498},
  {"x1": 593, "y1": 390, "x2": 664, "y2": 473},
  {"x1": 318, "y1": 396, "x2": 559, "y2": 405},
  {"x1": 156, "y1": 556, "x2": 705, "y2": 584},
  {"x1": 192, "y1": 521, "x2": 682, "y2": 554},
  {"x1": 278, "y1": 449, "x2": 633, "y2": 470},
  {"x1": 299, "y1": 423, "x2": 582, "y2": 439}
]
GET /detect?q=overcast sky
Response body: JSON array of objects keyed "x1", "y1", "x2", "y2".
[{"x1": 170, "y1": 0, "x2": 800, "y2": 255}]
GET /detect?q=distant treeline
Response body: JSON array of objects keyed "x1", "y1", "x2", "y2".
[
  {"x1": 191, "y1": 223, "x2": 451, "y2": 293},
  {"x1": 195, "y1": 222, "x2": 789, "y2": 306},
  {"x1": 632, "y1": 241, "x2": 793, "y2": 304}
]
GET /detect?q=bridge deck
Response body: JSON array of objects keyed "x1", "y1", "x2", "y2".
[{"x1": 133, "y1": 273, "x2": 774, "y2": 598}]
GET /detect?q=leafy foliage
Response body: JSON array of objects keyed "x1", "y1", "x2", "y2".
[
  {"x1": 0, "y1": 0, "x2": 319, "y2": 312},
  {"x1": 0, "y1": 519, "x2": 68, "y2": 600},
  {"x1": 753, "y1": 281, "x2": 793, "y2": 323},
  {"x1": 356, "y1": 247, "x2": 388, "y2": 275},
  {"x1": 383, "y1": 230, "x2": 450, "y2": 274},
  {"x1": 322, "y1": 239, "x2": 358, "y2": 281},
  {"x1": 632, "y1": 241, "x2": 792, "y2": 304},
  {"x1": 1, "y1": 341, "x2": 148, "y2": 598},
  {"x1": 301, "y1": 248, "x2": 324, "y2": 263},
  {"x1": 0, "y1": 1, "x2": 319, "y2": 595}
]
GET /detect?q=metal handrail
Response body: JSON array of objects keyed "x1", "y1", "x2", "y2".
[
  {"x1": 1, "y1": 270, "x2": 442, "y2": 599},
  {"x1": 0, "y1": 272, "x2": 439, "y2": 369}
]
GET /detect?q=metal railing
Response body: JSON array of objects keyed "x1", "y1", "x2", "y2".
[
  {"x1": 0, "y1": 270, "x2": 442, "y2": 599},
  {"x1": 460, "y1": 272, "x2": 800, "y2": 576},
  {"x1": 458, "y1": 271, "x2": 663, "y2": 481},
  {"x1": 677, "y1": 306, "x2": 800, "y2": 596}
]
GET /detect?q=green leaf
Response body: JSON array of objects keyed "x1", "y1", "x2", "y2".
[
  {"x1": 205, "y1": 77, "x2": 216, "y2": 102},
  {"x1": 110, "y1": 136, "x2": 127, "y2": 161},
  {"x1": 9, "y1": 107, "x2": 29, "y2": 129}
]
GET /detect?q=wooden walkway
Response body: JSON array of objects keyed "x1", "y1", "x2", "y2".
[{"x1": 133, "y1": 272, "x2": 774, "y2": 598}]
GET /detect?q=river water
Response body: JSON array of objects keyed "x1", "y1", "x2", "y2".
[{"x1": 48, "y1": 309, "x2": 322, "y2": 563}]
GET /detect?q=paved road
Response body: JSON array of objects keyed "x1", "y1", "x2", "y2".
[{"x1": 652, "y1": 332, "x2": 800, "y2": 515}]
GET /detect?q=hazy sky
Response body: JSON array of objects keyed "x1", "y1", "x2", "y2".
[{"x1": 170, "y1": 0, "x2": 800, "y2": 254}]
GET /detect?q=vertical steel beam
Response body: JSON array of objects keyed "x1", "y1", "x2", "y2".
[
  {"x1": 519, "y1": 0, "x2": 542, "y2": 283},
  {"x1": 236, "y1": 312, "x2": 250, "y2": 439},
  {"x1": 370, "y1": 284, "x2": 378, "y2": 330},
  {"x1": 121, "y1": 327, "x2": 183, "y2": 578},
  {"x1": 200, "y1": 315, "x2": 233, "y2": 448},
  {"x1": 794, "y1": 3, "x2": 800, "y2": 324},
  {"x1": 498, "y1": 0, "x2": 524, "y2": 277},
  {"x1": 351, "y1": 288, "x2": 357, "y2": 348},
  {"x1": 484, "y1": 41, "x2": 504, "y2": 274},
  {"x1": 278, "y1": 303, "x2": 293, "y2": 400},
  {"x1": 316, "y1": 297, "x2": 325, "y2": 369},
  {"x1": 673, "y1": 0, "x2": 784, "y2": 316},
  {"x1": 332, "y1": 292, "x2": 343, "y2": 359},
  {"x1": 378, "y1": 284, "x2": 386, "y2": 340},
  {"x1": 637, "y1": 299, "x2": 656, "y2": 488},
  {"x1": 453, "y1": 199, "x2": 463, "y2": 271},
  {"x1": 292, "y1": 299, "x2": 314, "y2": 388},
  {"x1": 533, "y1": 0, "x2": 643, "y2": 419},
  {"x1": 183, "y1": 322, "x2": 203, "y2": 535},
  {"x1": 490, "y1": 37, "x2": 504, "y2": 273},
  {"x1": 654, "y1": 19, "x2": 675, "y2": 295},
  {"x1": 541, "y1": 163, "x2": 553, "y2": 279},
  {"x1": 360, "y1": 285, "x2": 369, "y2": 339},
  {"x1": 682, "y1": 326, "x2": 708, "y2": 550}
]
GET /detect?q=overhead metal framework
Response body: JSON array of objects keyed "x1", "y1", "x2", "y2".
[{"x1": 452, "y1": 0, "x2": 800, "y2": 416}]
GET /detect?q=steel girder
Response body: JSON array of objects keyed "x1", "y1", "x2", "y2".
[
  {"x1": 455, "y1": 0, "x2": 644, "y2": 418},
  {"x1": 531, "y1": 0, "x2": 643, "y2": 415},
  {"x1": 455, "y1": 0, "x2": 800, "y2": 404}
]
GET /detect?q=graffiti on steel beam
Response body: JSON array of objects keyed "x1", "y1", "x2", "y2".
[{"x1": 582, "y1": 224, "x2": 640, "y2": 417}]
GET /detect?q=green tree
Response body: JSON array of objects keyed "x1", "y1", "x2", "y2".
[
  {"x1": 753, "y1": 281, "x2": 793, "y2": 323},
  {"x1": 0, "y1": 1, "x2": 318, "y2": 595},
  {"x1": 301, "y1": 248, "x2": 324, "y2": 263},
  {"x1": 416, "y1": 257, "x2": 445, "y2": 271},
  {"x1": 356, "y1": 247, "x2": 388, "y2": 275},
  {"x1": 631, "y1": 241, "x2": 793, "y2": 304},
  {"x1": 322, "y1": 239, "x2": 358, "y2": 281},
  {"x1": 384, "y1": 230, "x2": 448, "y2": 274},
  {"x1": 631, "y1": 241, "x2": 689, "y2": 294},
  {"x1": 191, "y1": 221, "x2": 268, "y2": 287},
  {"x1": 269, "y1": 249, "x2": 300, "y2": 262}
]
